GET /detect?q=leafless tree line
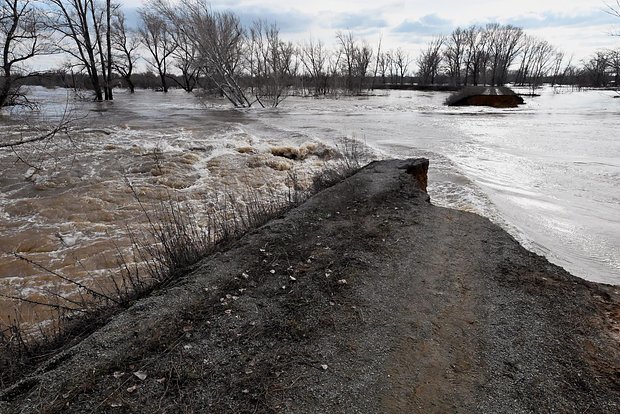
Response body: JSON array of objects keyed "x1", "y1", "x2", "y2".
[
  {"x1": 0, "y1": 0, "x2": 53, "y2": 107},
  {"x1": 2, "y1": 0, "x2": 620, "y2": 110},
  {"x1": 417, "y1": 24, "x2": 555, "y2": 88}
]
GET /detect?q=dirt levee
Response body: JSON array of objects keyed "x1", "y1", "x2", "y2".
[{"x1": 1, "y1": 159, "x2": 619, "y2": 413}]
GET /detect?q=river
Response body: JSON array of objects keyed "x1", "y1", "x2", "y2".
[
  {"x1": 249, "y1": 88, "x2": 620, "y2": 285},
  {"x1": 0, "y1": 86, "x2": 618, "y2": 322}
]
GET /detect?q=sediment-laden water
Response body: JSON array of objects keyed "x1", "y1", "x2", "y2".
[
  {"x1": 249, "y1": 88, "x2": 620, "y2": 285},
  {"x1": 0, "y1": 86, "x2": 618, "y2": 323}
]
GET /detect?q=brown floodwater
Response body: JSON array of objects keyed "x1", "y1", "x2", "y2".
[{"x1": 2, "y1": 85, "x2": 619, "y2": 330}]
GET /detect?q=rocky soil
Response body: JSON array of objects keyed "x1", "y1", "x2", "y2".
[{"x1": 1, "y1": 159, "x2": 619, "y2": 413}]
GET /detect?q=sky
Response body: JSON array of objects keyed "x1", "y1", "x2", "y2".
[{"x1": 120, "y1": 0, "x2": 619, "y2": 62}]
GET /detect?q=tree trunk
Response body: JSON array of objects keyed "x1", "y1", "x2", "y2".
[{"x1": 106, "y1": 0, "x2": 113, "y2": 100}]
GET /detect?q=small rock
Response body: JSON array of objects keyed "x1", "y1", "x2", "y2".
[
  {"x1": 321, "y1": 364, "x2": 328, "y2": 370},
  {"x1": 133, "y1": 371, "x2": 147, "y2": 381}
]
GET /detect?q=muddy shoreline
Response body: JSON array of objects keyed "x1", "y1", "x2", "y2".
[{"x1": 1, "y1": 158, "x2": 619, "y2": 413}]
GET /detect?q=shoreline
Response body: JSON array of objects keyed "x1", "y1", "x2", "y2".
[{"x1": 1, "y1": 158, "x2": 618, "y2": 413}]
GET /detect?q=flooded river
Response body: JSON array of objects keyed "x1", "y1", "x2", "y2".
[
  {"x1": 251, "y1": 88, "x2": 620, "y2": 285},
  {"x1": 1, "y1": 86, "x2": 618, "y2": 323}
]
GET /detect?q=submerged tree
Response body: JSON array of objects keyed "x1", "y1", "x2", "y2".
[
  {"x1": 0, "y1": 0, "x2": 52, "y2": 107},
  {"x1": 393, "y1": 48, "x2": 410, "y2": 85},
  {"x1": 139, "y1": 9, "x2": 175, "y2": 92},
  {"x1": 111, "y1": 8, "x2": 140, "y2": 93},
  {"x1": 299, "y1": 38, "x2": 329, "y2": 95},
  {"x1": 47, "y1": 0, "x2": 114, "y2": 101},
  {"x1": 248, "y1": 20, "x2": 296, "y2": 107},
  {"x1": 145, "y1": 0, "x2": 199, "y2": 93},
  {"x1": 183, "y1": 1, "x2": 249, "y2": 106},
  {"x1": 336, "y1": 30, "x2": 357, "y2": 92},
  {"x1": 514, "y1": 36, "x2": 558, "y2": 91},
  {"x1": 355, "y1": 41, "x2": 373, "y2": 91}
]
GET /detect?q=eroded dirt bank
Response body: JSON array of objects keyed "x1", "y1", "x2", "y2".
[{"x1": 1, "y1": 159, "x2": 619, "y2": 413}]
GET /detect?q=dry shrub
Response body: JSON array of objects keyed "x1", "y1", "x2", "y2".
[{"x1": 0, "y1": 136, "x2": 369, "y2": 388}]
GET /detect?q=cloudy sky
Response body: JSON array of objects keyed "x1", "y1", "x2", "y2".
[{"x1": 123, "y1": 0, "x2": 619, "y2": 61}]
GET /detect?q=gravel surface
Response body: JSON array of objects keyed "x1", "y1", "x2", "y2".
[{"x1": 1, "y1": 158, "x2": 619, "y2": 413}]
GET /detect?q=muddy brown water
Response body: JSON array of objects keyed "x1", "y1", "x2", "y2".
[{"x1": 1, "y1": 86, "x2": 618, "y2": 328}]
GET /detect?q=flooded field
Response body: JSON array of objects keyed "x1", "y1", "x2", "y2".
[{"x1": 1, "y1": 86, "x2": 618, "y2": 325}]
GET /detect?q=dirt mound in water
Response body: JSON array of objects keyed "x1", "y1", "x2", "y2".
[
  {"x1": 447, "y1": 86, "x2": 525, "y2": 108},
  {"x1": 1, "y1": 159, "x2": 619, "y2": 413}
]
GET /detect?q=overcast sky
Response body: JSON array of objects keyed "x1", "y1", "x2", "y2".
[{"x1": 125, "y1": 0, "x2": 619, "y2": 61}]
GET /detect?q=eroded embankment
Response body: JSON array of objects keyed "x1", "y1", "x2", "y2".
[{"x1": 1, "y1": 159, "x2": 619, "y2": 414}]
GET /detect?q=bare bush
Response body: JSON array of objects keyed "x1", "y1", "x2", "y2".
[{"x1": 0, "y1": 145, "x2": 366, "y2": 386}]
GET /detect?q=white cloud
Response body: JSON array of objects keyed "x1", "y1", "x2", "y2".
[{"x1": 129, "y1": 0, "x2": 620, "y2": 59}]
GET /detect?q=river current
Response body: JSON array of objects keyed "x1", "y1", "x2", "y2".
[
  {"x1": 249, "y1": 88, "x2": 620, "y2": 285},
  {"x1": 1, "y1": 86, "x2": 618, "y2": 322}
]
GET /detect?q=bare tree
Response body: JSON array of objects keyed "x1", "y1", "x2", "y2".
[
  {"x1": 355, "y1": 41, "x2": 373, "y2": 91},
  {"x1": 549, "y1": 51, "x2": 570, "y2": 86},
  {"x1": 111, "y1": 8, "x2": 139, "y2": 93},
  {"x1": 180, "y1": 0, "x2": 249, "y2": 107},
  {"x1": 376, "y1": 51, "x2": 389, "y2": 85},
  {"x1": 104, "y1": 0, "x2": 112, "y2": 99},
  {"x1": 336, "y1": 30, "x2": 357, "y2": 92},
  {"x1": 386, "y1": 50, "x2": 397, "y2": 83},
  {"x1": 393, "y1": 48, "x2": 410, "y2": 85},
  {"x1": 417, "y1": 37, "x2": 444, "y2": 85},
  {"x1": 0, "y1": 0, "x2": 52, "y2": 107},
  {"x1": 46, "y1": 0, "x2": 111, "y2": 100},
  {"x1": 605, "y1": 0, "x2": 620, "y2": 25},
  {"x1": 444, "y1": 27, "x2": 467, "y2": 86},
  {"x1": 146, "y1": 0, "x2": 199, "y2": 92},
  {"x1": 463, "y1": 26, "x2": 489, "y2": 86},
  {"x1": 607, "y1": 48, "x2": 620, "y2": 86},
  {"x1": 370, "y1": 35, "x2": 382, "y2": 90},
  {"x1": 486, "y1": 24, "x2": 524, "y2": 86},
  {"x1": 515, "y1": 37, "x2": 557, "y2": 91},
  {"x1": 248, "y1": 20, "x2": 295, "y2": 107},
  {"x1": 139, "y1": 9, "x2": 175, "y2": 92},
  {"x1": 581, "y1": 50, "x2": 610, "y2": 87},
  {"x1": 299, "y1": 37, "x2": 328, "y2": 95},
  {"x1": 326, "y1": 48, "x2": 341, "y2": 93},
  {"x1": 169, "y1": 25, "x2": 199, "y2": 92}
]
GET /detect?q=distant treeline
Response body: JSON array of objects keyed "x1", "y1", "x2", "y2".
[
  {"x1": 1, "y1": 0, "x2": 619, "y2": 109},
  {"x1": 18, "y1": 67, "x2": 612, "y2": 95}
]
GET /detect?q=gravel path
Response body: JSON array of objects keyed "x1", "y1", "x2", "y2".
[{"x1": 1, "y1": 159, "x2": 619, "y2": 413}]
